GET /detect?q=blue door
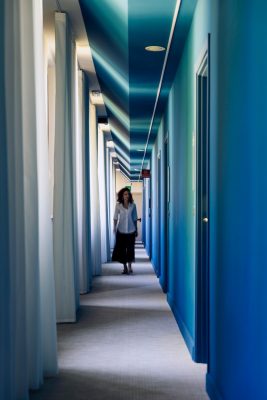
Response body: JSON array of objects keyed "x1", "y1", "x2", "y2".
[{"x1": 195, "y1": 37, "x2": 210, "y2": 364}]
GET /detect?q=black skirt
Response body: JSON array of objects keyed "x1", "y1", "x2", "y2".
[{"x1": 112, "y1": 231, "x2": 136, "y2": 264}]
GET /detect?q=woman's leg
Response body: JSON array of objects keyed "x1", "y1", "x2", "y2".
[
  {"x1": 122, "y1": 263, "x2": 128, "y2": 274},
  {"x1": 127, "y1": 233, "x2": 135, "y2": 274},
  {"x1": 114, "y1": 232, "x2": 128, "y2": 274}
]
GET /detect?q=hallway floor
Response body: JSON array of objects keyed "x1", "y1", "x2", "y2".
[{"x1": 31, "y1": 245, "x2": 208, "y2": 400}]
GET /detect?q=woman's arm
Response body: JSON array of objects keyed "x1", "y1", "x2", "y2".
[
  {"x1": 133, "y1": 204, "x2": 138, "y2": 235},
  {"x1": 113, "y1": 204, "x2": 119, "y2": 233},
  {"x1": 113, "y1": 219, "x2": 118, "y2": 233}
]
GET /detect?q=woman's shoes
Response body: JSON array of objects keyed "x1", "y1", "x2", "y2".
[
  {"x1": 122, "y1": 266, "x2": 128, "y2": 274},
  {"x1": 121, "y1": 267, "x2": 133, "y2": 274}
]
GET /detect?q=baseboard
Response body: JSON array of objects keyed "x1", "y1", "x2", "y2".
[
  {"x1": 206, "y1": 373, "x2": 224, "y2": 400},
  {"x1": 167, "y1": 293, "x2": 195, "y2": 357}
]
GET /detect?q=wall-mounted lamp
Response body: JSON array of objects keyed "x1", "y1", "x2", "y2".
[
  {"x1": 90, "y1": 90, "x2": 104, "y2": 105},
  {"x1": 106, "y1": 140, "x2": 114, "y2": 148}
]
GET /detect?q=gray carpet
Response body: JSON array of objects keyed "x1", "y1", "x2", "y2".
[{"x1": 31, "y1": 246, "x2": 209, "y2": 400}]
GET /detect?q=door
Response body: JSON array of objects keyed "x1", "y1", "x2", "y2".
[
  {"x1": 195, "y1": 38, "x2": 210, "y2": 364},
  {"x1": 157, "y1": 152, "x2": 161, "y2": 277},
  {"x1": 149, "y1": 177, "x2": 152, "y2": 259},
  {"x1": 159, "y1": 134, "x2": 169, "y2": 293}
]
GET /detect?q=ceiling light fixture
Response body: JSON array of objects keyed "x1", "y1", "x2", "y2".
[
  {"x1": 145, "y1": 45, "x2": 166, "y2": 52},
  {"x1": 90, "y1": 90, "x2": 104, "y2": 105},
  {"x1": 99, "y1": 123, "x2": 110, "y2": 132},
  {"x1": 91, "y1": 90, "x2": 101, "y2": 97},
  {"x1": 137, "y1": 149, "x2": 144, "y2": 152}
]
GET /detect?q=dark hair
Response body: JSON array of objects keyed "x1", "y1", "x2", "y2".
[{"x1": 117, "y1": 187, "x2": 133, "y2": 204}]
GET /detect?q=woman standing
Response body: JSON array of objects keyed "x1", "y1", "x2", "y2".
[{"x1": 112, "y1": 187, "x2": 138, "y2": 274}]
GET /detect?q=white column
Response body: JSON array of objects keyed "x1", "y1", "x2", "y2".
[
  {"x1": 0, "y1": 3, "x2": 11, "y2": 391},
  {"x1": 20, "y1": 0, "x2": 42, "y2": 388},
  {"x1": 89, "y1": 102, "x2": 102, "y2": 275},
  {"x1": 47, "y1": 61, "x2": 56, "y2": 217},
  {"x1": 1, "y1": 1, "x2": 58, "y2": 398},
  {"x1": 53, "y1": 12, "x2": 77, "y2": 322},
  {"x1": 4, "y1": 2, "x2": 28, "y2": 397},
  {"x1": 98, "y1": 128, "x2": 109, "y2": 263},
  {"x1": 105, "y1": 143, "x2": 111, "y2": 260},
  {"x1": 109, "y1": 156, "x2": 116, "y2": 249},
  {"x1": 77, "y1": 70, "x2": 91, "y2": 293},
  {"x1": 34, "y1": 0, "x2": 58, "y2": 376},
  {"x1": 71, "y1": 43, "x2": 80, "y2": 308}
]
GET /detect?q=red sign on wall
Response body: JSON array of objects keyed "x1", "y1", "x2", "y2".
[{"x1": 141, "y1": 169, "x2": 151, "y2": 178}]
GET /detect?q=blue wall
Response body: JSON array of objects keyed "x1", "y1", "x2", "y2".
[
  {"x1": 150, "y1": 0, "x2": 267, "y2": 398},
  {"x1": 144, "y1": 161, "x2": 151, "y2": 256},
  {"x1": 151, "y1": 119, "x2": 167, "y2": 287},
  {"x1": 207, "y1": 1, "x2": 267, "y2": 399},
  {"x1": 151, "y1": 136, "x2": 158, "y2": 273},
  {"x1": 165, "y1": 0, "x2": 210, "y2": 355}
]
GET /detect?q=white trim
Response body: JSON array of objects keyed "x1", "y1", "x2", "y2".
[{"x1": 194, "y1": 38, "x2": 208, "y2": 75}]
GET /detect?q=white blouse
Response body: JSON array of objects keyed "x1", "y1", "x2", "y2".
[{"x1": 114, "y1": 202, "x2": 137, "y2": 234}]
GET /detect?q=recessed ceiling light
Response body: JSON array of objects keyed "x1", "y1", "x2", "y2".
[
  {"x1": 134, "y1": 168, "x2": 140, "y2": 171},
  {"x1": 137, "y1": 149, "x2": 144, "y2": 152},
  {"x1": 145, "y1": 45, "x2": 166, "y2": 52}
]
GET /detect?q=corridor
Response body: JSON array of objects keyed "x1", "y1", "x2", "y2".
[
  {"x1": 30, "y1": 245, "x2": 208, "y2": 400},
  {"x1": 2, "y1": 1, "x2": 267, "y2": 399}
]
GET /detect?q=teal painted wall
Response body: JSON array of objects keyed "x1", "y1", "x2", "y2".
[
  {"x1": 144, "y1": 160, "x2": 151, "y2": 256},
  {"x1": 151, "y1": 120, "x2": 165, "y2": 276},
  {"x1": 207, "y1": 1, "x2": 267, "y2": 399},
  {"x1": 150, "y1": 0, "x2": 267, "y2": 398},
  {"x1": 151, "y1": 142, "x2": 157, "y2": 270},
  {"x1": 164, "y1": 0, "x2": 210, "y2": 353}
]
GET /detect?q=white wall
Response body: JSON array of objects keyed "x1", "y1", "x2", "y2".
[{"x1": 89, "y1": 103, "x2": 102, "y2": 275}]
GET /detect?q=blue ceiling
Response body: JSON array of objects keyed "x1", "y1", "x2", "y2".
[{"x1": 79, "y1": 0, "x2": 197, "y2": 180}]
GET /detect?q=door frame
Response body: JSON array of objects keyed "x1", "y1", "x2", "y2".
[
  {"x1": 194, "y1": 34, "x2": 210, "y2": 364},
  {"x1": 157, "y1": 150, "x2": 161, "y2": 277},
  {"x1": 159, "y1": 132, "x2": 169, "y2": 293},
  {"x1": 149, "y1": 176, "x2": 152, "y2": 259}
]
